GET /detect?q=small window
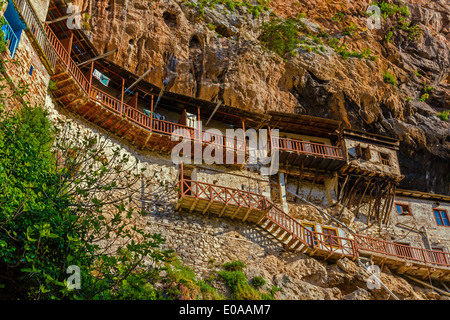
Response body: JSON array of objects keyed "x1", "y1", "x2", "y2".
[
  {"x1": 395, "y1": 203, "x2": 412, "y2": 215},
  {"x1": 29, "y1": 65, "x2": 34, "y2": 76},
  {"x1": 356, "y1": 145, "x2": 371, "y2": 161},
  {"x1": 302, "y1": 223, "x2": 317, "y2": 246},
  {"x1": 379, "y1": 152, "x2": 390, "y2": 166},
  {"x1": 434, "y1": 209, "x2": 450, "y2": 227},
  {"x1": 322, "y1": 227, "x2": 340, "y2": 248}
]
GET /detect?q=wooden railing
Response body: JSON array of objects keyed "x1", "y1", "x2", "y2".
[
  {"x1": 272, "y1": 136, "x2": 344, "y2": 160},
  {"x1": 44, "y1": 23, "x2": 247, "y2": 153},
  {"x1": 355, "y1": 234, "x2": 450, "y2": 267},
  {"x1": 1, "y1": 18, "x2": 19, "y2": 58},
  {"x1": 13, "y1": 0, "x2": 58, "y2": 69},
  {"x1": 179, "y1": 177, "x2": 450, "y2": 268},
  {"x1": 179, "y1": 179, "x2": 267, "y2": 211}
]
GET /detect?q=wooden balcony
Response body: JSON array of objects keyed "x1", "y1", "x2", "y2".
[
  {"x1": 45, "y1": 24, "x2": 246, "y2": 163},
  {"x1": 356, "y1": 235, "x2": 450, "y2": 281},
  {"x1": 271, "y1": 136, "x2": 346, "y2": 171}
]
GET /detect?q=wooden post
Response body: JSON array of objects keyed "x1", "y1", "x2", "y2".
[
  {"x1": 197, "y1": 107, "x2": 201, "y2": 141},
  {"x1": 66, "y1": 33, "x2": 73, "y2": 65},
  {"x1": 121, "y1": 78, "x2": 125, "y2": 116},
  {"x1": 242, "y1": 118, "x2": 246, "y2": 152},
  {"x1": 149, "y1": 95, "x2": 154, "y2": 131},
  {"x1": 89, "y1": 61, "x2": 94, "y2": 95}
]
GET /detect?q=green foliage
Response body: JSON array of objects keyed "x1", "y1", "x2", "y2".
[
  {"x1": 0, "y1": 80, "x2": 173, "y2": 299},
  {"x1": 331, "y1": 12, "x2": 345, "y2": 22},
  {"x1": 407, "y1": 24, "x2": 422, "y2": 41},
  {"x1": 385, "y1": 30, "x2": 394, "y2": 42},
  {"x1": 163, "y1": 257, "x2": 224, "y2": 300},
  {"x1": 419, "y1": 93, "x2": 429, "y2": 101},
  {"x1": 343, "y1": 22, "x2": 358, "y2": 36},
  {"x1": 413, "y1": 70, "x2": 421, "y2": 77},
  {"x1": 184, "y1": 0, "x2": 271, "y2": 18},
  {"x1": 436, "y1": 110, "x2": 449, "y2": 121},
  {"x1": 333, "y1": 44, "x2": 377, "y2": 61},
  {"x1": 383, "y1": 70, "x2": 397, "y2": 86},
  {"x1": 259, "y1": 18, "x2": 300, "y2": 56},
  {"x1": 374, "y1": 1, "x2": 410, "y2": 20},
  {"x1": 222, "y1": 260, "x2": 246, "y2": 271},
  {"x1": 251, "y1": 276, "x2": 266, "y2": 289},
  {"x1": 48, "y1": 80, "x2": 58, "y2": 91},
  {"x1": 217, "y1": 260, "x2": 279, "y2": 300},
  {"x1": 327, "y1": 37, "x2": 340, "y2": 48}
]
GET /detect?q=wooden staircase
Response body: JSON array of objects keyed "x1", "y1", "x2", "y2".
[{"x1": 176, "y1": 177, "x2": 358, "y2": 262}]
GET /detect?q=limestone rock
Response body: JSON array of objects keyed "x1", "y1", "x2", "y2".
[{"x1": 343, "y1": 288, "x2": 373, "y2": 300}]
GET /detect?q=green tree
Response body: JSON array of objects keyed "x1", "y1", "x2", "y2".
[{"x1": 0, "y1": 75, "x2": 173, "y2": 299}]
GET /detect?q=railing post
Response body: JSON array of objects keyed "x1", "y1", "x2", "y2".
[
  {"x1": 89, "y1": 61, "x2": 94, "y2": 95},
  {"x1": 120, "y1": 78, "x2": 125, "y2": 116},
  {"x1": 242, "y1": 118, "x2": 246, "y2": 152},
  {"x1": 150, "y1": 95, "x2": 154, "y2": 131}
]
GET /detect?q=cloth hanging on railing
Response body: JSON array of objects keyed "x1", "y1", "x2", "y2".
[
  {"x1": 93, "y1": 69, "x2": 110, "y2": 86},
  {"x1": 143, "y1": 109, "x2": 165, "y2": 120}
]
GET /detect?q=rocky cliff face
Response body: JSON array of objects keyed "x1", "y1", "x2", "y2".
[{"x1": 74, "y1": 0, "x2": 449, "y2": 194}]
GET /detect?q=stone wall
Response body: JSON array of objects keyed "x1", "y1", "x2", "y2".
[
  {"x1": 1, "y1": 32, "x2": 50, "y2": 107},
  {"x1": 388, "y1": 196, "x2": 450, "y2": 251}
]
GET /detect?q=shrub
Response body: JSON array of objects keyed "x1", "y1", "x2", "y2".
[
  {"x1": 332, "y1": 12, "x2": 345, "y2": 22},
  {"x1": 383, "y1": 70, "x2": 397, "y2": 86},
  {"x1": 223, "y1": 260, "x2": 246, "y2": 272},
  {"x1": 343, "y1": 22, "x2": 358, "y2": 36},
  {"x1": 436, "y1": 110, "x2": 449, "y2": 121},
  {"x1": 251, "y1": 276, "x2": 266, "y2": 289},
  {"x1": 259, "y1": 18, "x2": 300, "y2": 56},
  {"x1": 385, "y1": 30, "x2": 394, "y2": 42},
  {"x1": 327, "y1": 37, "x2": 340, "y2": 48}
]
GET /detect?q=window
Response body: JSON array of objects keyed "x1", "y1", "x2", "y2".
[
  {"x1": 302, "y1": 223, "x2": 317, "y2": 246},
  {"x1": 395, "y1": 203, "x2": 412, "y2": 215},
  {"x1": 322, "y1": 227, "x2": 340, "y2": 248},
  {"x1": 379, "y1": 152, "x2": 391, "y2": 166},
  {"x1": 2, "y1": 0, "x2": 27, "y2": 58},
  {"x1": 434, "y1": 209, "x2": 450, "y2": 227},
  {"x1": 356, "y1": 145, "x2": 371, "y2": 161},
  {"x1": 29, "y1": 65, "x2": 33, "y2": 76}
]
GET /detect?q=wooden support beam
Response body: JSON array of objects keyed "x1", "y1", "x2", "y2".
[
  {"x1": 231, "y1": 206, "x2": 242, "y2": 219},
  {"x1": 396, "y1": 262, "x2": 412, "y2": 275},
  {"x1": 77, "y1": 49, "x2": 118, "y2": 67},
  {"x1": 189, "y1": 198, "x2": 199, "y2": 212},
  {"x1": 125, "y1": 68, "x2": 153, "y2": 92},
  {"x1": 205, "y1": 101, "x2": 222, "y2": 126},
  {"x1": 242, "y1": 208, "x2": 251, "y2": 222},
  {"x1": 202, "y1": 200, "x2": 214, "y2": 215},
  {"x1": 219, "y1": 203, "x2": 227, "y2": 217},
  {"x1": 175, "y1": 198, "x2": 183, "y2": 210}
]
